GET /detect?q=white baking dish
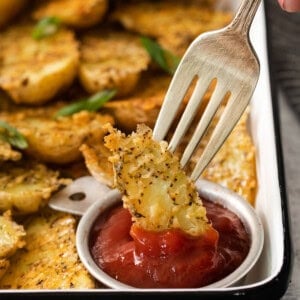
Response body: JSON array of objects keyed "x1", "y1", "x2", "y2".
[{"x1": 0, "y1": 1, "x2": 292, "y2": 299}]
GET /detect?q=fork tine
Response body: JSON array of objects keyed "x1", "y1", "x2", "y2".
[
  {"x1": 168, "y1": 76, "x2": 212, "y2": 153},
  {"x1": 153, "y1": 60, "x2": 195, "y2": 141},
  {"x1": 180, "y1": 81, "x2": 228, "y2": 167},
  {"x1": 190, "y1": 87, "x2": 253, "y2": 181}
]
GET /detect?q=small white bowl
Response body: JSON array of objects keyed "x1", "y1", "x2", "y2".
[{"x1": 75, "y1": 178, "x2": 264, "y2": 290}]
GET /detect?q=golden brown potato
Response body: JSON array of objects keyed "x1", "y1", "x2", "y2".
[
  {"x1": 0, "y1": 140, "x2": 22, "y2": 162},
  {"x1": 103, "y1": 94, "x2": 163, "y2": 132},
  {"x1": 1, "y1": 111, "x2": 113, "y2": 164},
  {"x1": 0, "y1": 208, "x2": 95, "y2": 289},
  {"x1": 79, "y1": 29, "x2": 150, "y2": 96},
  {"x1": 80, "y1": 143, "x2": 114, "y2": 187},
  {"x1": 112, "y1": 1, "x2": 232, "y2": 55},
  {"x1": 0, "y1": 0, "x2": 27, "y2": 28},
  {"x1": 105, "y1": 124, "x2": 211, "y2": 237},
  {"x1": 0, "y1": 211, "x2": 26, "y2": 279},
  {"x1": 0, "y1": 23, "x2": 79, "y2": 105},
  {"x1": 0, "y1": 161, "x2": 68, "y2": 214},
  {"x1": 0, "y1": 259, "x2": 9, "y2": 279},
  {"x1": 33, "y1": 0, "x2": 108, "y2": 28},
  {"x1": 100, "y1": 72, "x2": 171, "y2": 132},
  {"x1": 199, "y1": 110, "x2": 257, "y2": 205}
]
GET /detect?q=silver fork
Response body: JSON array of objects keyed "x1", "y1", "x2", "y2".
[{"x1": 153, "y1": 0, "x2": 261, "y2": 181}]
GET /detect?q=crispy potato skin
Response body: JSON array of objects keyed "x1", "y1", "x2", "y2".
[
  {"x1": 112, "y1": 1, "x2": 232, "y2": 55},
  {"x1": 0, "y1": 208, "x2": 95, "y2": 289},
  {"x1": 0, "y1": 0, "x2": 27, "y2": 28},
  {"x1": 33, "y1": 0, "x2": 108, "y2": 28},
  {"x1": 0, "y1": 162, "x2": 68, "y2": 214},
  {"x1": 0, "y1": 24, "x2": 79, "y2": 105},
  {"x1": 0, "y1": 211, "x2": 25, "y2": 279},
  {"x1": 79, "y1": 30, "x2": 150, "y2": 96},
  {"x1": 105, "y1": 124, "x2": 211, "y2": 237},
  {"x1": 1, "y1": 111, "x2": 113, "y2": 164}
]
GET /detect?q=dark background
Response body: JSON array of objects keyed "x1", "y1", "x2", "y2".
[{"x1": 266, "y1": 0, "x2": 300, "y2": 299}]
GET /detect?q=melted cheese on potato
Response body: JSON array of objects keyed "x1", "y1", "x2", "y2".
[{"x1": 105, "y1": 124, "x2": 211, "y2": 237}]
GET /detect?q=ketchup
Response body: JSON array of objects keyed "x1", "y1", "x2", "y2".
[{"x1": 90, "y1": 200, "x2": 250, "y2": 288}]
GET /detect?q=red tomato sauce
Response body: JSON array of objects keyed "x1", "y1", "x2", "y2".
[{"x1": 90, "y1": 200, "x2": 250, "y2": 288}]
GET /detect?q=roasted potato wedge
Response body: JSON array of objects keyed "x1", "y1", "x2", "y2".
[
  {"x1": 0, "y1": 161, "x2": 68, "y2": 214},
  {"x1": 0, "y1": 23, "x2": 79, "y2": 105},
  {"x1": 112, "y1": 0, "x2": 232, "y2": 55},
  {"x1": 33, "y1": 0, "x2": 108, "y2": 28},
  {"x1": 0, "y1": 208, "x2": 95, "y2": 289},
  {"x1": 105, "y1": 124, "x2": 211, "y2": 237},
  {"x1": 0, "y1": 211, "x2": 26, "y2": 279},
  {"x1": 1, "y1": 111, "x2": 113, "y2": 164},
  {"x1": 0, "y1": 0, "x2": 27, "y2": 28},
  {"x1": 79, "y1": 30, "x2": 150, "y2": 96}
]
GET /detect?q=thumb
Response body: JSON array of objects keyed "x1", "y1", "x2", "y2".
[{"x1": 278, "y1": 0, "x2": 300, "y2": 12}]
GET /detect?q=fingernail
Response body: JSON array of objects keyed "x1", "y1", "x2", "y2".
[{"x1": 280, "y1": 0, "x2": 300, "y2": 12}]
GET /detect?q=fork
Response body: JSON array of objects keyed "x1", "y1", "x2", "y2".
[{"x1": 153, "y1": 0, "x2": 261, "y2": 181}]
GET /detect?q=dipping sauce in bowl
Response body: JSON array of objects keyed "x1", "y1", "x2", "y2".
[
  {"x1": 89, "y1": 199, "x2": 250, "y2": 288},
  {"x1": 75, "y1": 179, "x2": 263, "y2": 289}
]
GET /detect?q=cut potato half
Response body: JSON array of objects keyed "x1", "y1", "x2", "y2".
[
  {"x1": 0, "y1": 208, "x2": 95, "y2": 289},
  {"x1": 0, "y1": 24, "x2": 79, "y2": 105},
  {"x1": 0, "y1": 161, "x2": 68, "y2": 214},
  {"x1": 79, "y1": 30, "x2": 150, "y2": 96},
  {"x1": 1, "y1": 111, "x2": 113, "y2": 164},
  {"x1": 112, "y1": 1, "x2": 232, "y2": 55}
]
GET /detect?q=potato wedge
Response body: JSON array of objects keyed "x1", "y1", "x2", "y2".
[
  {"x1": 79, "y1": 30, "x2": 150, "y2": 96},
  {"x1": 112, "y1": 1, "x2": 232, "y2": 55},
  {"x1": 33, "y1": 0, "x2": 108, "y2": 28},
  {"x1": 0, "y1": 208, "x2": 95, "y2": 289},
  {"x1": 0, "y1": 211, "x2": 25, "y2": 279},
  {"x1": 0, "y1": 23, "x2": 79, "y2": 105},
  {"x1": 0, "y1": 0, "x2": 27, "y2": 28},
  {"x1": 1, "y1": 111, "x2": 113, "y2": 164},
  {"x1": 0, "y1": 161, "x2": 68, "y2": 214},
  {"x1": 105, "y1": 124, "x2": 211, "y2": 237}
]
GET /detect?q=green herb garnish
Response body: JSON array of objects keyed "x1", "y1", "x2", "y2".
[
  {"x1": 32, "y1": 17, "x2": 61, "y2": 40},
  {"x1": 55, "y1": 89, "x2": 117, "y2": 118},
  {"x1": 0, "y1": 121, "x2": 28, "y2": 149},
  {"x1": 140, "y1": 36, "x2": 181, "y2": 75}
]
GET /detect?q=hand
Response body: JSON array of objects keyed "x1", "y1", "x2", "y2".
[{"x1": 278, "y1": 0, "x2": 300, "y2": 12}]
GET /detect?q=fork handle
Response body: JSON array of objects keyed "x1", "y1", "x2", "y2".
[{"x1": 229, "y1": 0, "x2": 261, "y2": 35}]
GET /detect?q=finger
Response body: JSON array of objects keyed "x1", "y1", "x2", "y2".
[{"x1": 278, "y1": 0, "x2": 300, "y2": 12}]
